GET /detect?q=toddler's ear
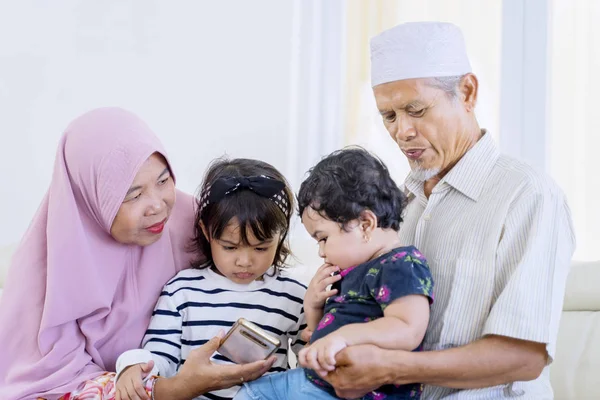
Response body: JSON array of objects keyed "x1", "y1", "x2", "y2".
[{"x1": 359, "y1": 209, "x2": 378, "y2": 233}]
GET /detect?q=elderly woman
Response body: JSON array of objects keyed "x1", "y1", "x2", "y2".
[{"x1": 0, "y1": 108, "x2": 273, "y2": 400}]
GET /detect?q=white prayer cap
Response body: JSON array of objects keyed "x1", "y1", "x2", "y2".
[{"x1": 370, "y1": 22, "x2": 472, "y2": 87}]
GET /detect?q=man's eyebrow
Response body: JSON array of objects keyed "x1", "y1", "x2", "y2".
[
  {"x1": 379, "y1": 100, "x2": 425, "y2": 114},
  {"x1": 404, "y1": 100, "x2": 426, "y2": 110}
]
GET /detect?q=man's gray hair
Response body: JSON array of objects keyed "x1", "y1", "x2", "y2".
[{"x1": 427, "y1": 75, "x2": 465, "y2": 98}]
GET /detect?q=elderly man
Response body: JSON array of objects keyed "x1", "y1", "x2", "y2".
[{"x1": 325, "y1": 22, "x2": 575, "y2": 399}]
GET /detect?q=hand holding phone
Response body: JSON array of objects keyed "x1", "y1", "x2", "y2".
[{"x1": 217, "y1": 318, "x2": 281, "y2": 364}]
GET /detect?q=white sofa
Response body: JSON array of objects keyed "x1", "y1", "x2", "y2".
[{"x1": 0, "y1": 245, "x2": 598, "y2": 399}]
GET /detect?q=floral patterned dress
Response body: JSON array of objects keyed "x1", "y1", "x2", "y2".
[{"x1": 306, "y1": 246, "x2": 434, "y2": 400}]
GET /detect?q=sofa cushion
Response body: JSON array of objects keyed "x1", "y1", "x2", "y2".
[{"x1": 551, "y1": 261, "x2": 600, "y2": 399}]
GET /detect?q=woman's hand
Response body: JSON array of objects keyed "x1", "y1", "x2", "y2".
[
  {"x1": 115, "y1": 361, "x2": 155, "y2": 400},
  {"x1": 154, "y1": 334, "x2": 276, "y2": 400}
]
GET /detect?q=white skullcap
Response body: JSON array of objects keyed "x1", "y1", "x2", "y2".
[{"x1": 370, "y1": 22, "x2": 472, "y2": 87}]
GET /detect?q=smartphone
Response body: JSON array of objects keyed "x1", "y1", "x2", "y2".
[{"x1": 217, "y1": 318, "x2": 281, "y2": 364}]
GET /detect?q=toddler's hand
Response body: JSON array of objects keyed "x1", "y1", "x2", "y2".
[
  {"x1": 298, "y1": 334, "x2": 347, "y2": 376},
  {"x1": 300, "y1": 328, "x2": 313, "y2": 343},
  {"x1": 115, "y1": 361, "x2": 155, "y2": 400},
  {"x1": 305, "y1": 263, "x2": 341, "y2": 311}
]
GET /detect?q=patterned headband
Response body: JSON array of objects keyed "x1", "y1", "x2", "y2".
[{"x1": 198, "y1": 175, "x2": 290, "y2": 216}]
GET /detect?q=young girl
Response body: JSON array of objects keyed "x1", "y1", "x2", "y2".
[
  {"x1": 115, "y1": 158, "x2": 307, "y2": 400},
  {"x1": 234, "y1": 148, "x2": 434, "y2": 400}
]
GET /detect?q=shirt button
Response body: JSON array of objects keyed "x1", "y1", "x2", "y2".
[{"x1": 423, "y1": 215, "x2": 431, "y2": 221}]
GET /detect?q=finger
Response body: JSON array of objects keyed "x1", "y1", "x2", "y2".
[
  {"x1": 334, "y1": 347, "x2": 351, "y2": 366},
  {"x1": 300, "y1": 329, "x2": 313, "y2": 342},
  {"x1": 317, "y1": 345, "x2": 335, "y2": 372},
  {"x1": 247, "y1": 359, "x2": 274, "y2": 381},
  {"x1": 298, "y1": 347, "x2": 309, "y2": 367},
  {"x1": 125, "y1": 382, "x2": 142, "y2": 400},
  {"x1": 321, "y1": 274, "x2": 342, "y2": 287},
  {"x1": 319, "y1": 289, "x2": 338, "y2": 300},
  {"x1": 306, "y1": 348, "x2": 322, "y2": 372},
  {"x1": 327, "y1": 347, "x2": 337, "y2": 369},
  {"x1": 198, "y1": 334, "x2": 222, "y2": 355},
  {"x1": 314, "y1": 266, "x2": 337, "y2": 284},
  {"x1": 133, "y1": 379, "x2": 149, "y2": 400},
  {"x1": 318, "y1": 265, "x2": 340, "y2": 280},
  {"x1": 115, "y1": 389, "x2": 121, "y2": 400},
  {"x1": 317, "y1": 262, "x2": 333, "y2": 272},
  {"x1": 141, "y1": 360, "x2": 155, "y2": 375},
  {"x1": 224, "y1": 359, "x2": 269, "y2": 385}
]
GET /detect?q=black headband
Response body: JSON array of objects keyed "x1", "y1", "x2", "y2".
[{"x1": 199, "y1": 175, "x2": 289, "y2": 216}]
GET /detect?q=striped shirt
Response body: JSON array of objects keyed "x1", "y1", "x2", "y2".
[
  {"x1": 116, "y1": 266, "x2": 307, "y2": 400},
  {"x1": 399, "y1": 132, "x2": 575, "y2": 399}
]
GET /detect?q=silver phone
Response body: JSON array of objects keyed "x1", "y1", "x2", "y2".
[{"x1": 217, "y1": 318, "x2": 281, "y2": 364}]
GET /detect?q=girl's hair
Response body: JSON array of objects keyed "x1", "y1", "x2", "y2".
[
  {"x1": 298, "y1": 147, "x2": 406, "y2": 231},
  {"x1": 190, "y1": 157, "x2": 294, "y2": 273}
]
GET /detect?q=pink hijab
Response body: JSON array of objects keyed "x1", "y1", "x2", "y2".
[{"x1": 0, "y1": 108, "x2": 196, "y2": 400}]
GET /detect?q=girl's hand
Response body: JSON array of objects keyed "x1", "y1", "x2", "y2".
[
  {"x1": 115, "y1": 361, "x2": 155, "y2": 400},
  {"x1": 162, "y1": 333, "x2": 275, "y2": 398},
  {"x1": 298, "y1": 334, "x2": 347, "y2": 376},
  {"x1": 305, "y1": 263, "x2": 341, "y2": 311}
]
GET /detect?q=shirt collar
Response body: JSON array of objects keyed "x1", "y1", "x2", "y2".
[{"x1": 404, "y1": 131, "x2": 499, "y2": 202}]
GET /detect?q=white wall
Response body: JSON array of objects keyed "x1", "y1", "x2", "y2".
[{"x1": 0, "y1": 0, "x2": 300, "y2": 247}]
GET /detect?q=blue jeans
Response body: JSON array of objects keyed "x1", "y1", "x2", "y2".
[{"x1": 233, "y1": 368, "x2": 338, "y2": 400}]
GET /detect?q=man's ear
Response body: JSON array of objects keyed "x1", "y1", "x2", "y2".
[{"x1": 459, "y1": 73, "x2": 479, "y2": 112}]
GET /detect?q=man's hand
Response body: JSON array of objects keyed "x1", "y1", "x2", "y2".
[{"x1": 324, "y1": 345, "x2": 402, "y2": 399}]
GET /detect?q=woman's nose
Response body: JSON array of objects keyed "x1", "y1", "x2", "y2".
[{"x1": 145, "y1": 194, "x2": 165, "y2": 216}]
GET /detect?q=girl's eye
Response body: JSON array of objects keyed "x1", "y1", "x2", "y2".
[
  {"x1": 255, "y1": 247, "x2": 268, "y2": 252},
  {"x1": 222, "y1": 246, "x2": 236, "y2": 251},
  {"x1": 318, "y1": 238, "x2": 327, "y2": 244},
  {"x1": 158, "y1": 176, "x2": 170, "y2": 185}
]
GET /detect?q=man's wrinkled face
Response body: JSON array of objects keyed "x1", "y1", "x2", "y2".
[{"x1": 373, "y1": 77, "x2": 475, "y2": 181}]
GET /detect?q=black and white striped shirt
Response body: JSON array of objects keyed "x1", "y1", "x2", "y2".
[{"x1": 116, "y1": 266, "x2": 307, "y2": 400}]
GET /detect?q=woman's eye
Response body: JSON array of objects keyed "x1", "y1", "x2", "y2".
[
  {"x1": 255, "y1": 247, "x2": 268, "y2": 252},
  {"x1": 318, "y1": 238, "x2": 327, "y2": 244},
  {"x1": 158, "y1": 176, "x2": 170, "y2": 185},
  {"x1": 126, "y1": 193, "x2": 142, "y2": 202}
]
